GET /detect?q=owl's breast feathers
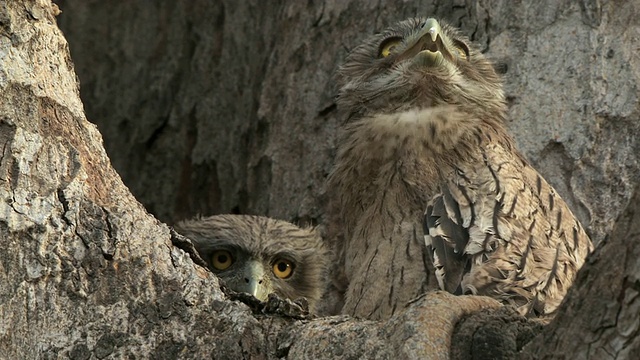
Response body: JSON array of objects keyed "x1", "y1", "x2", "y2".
[
  {"x1": 329, "y1": 107, "x2": 476, "y2": 240},
  {"x1": 333, "y1": 106, "x2": 593, "y2": 318}
]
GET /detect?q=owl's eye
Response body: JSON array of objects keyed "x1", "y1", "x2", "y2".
[
  {"x1": 211, "y1": 250, "x2": 233, "y2": 270},
  {"x1": 454, "y1": 41, "x2": 470, "y2": 60},
  {"x1": 379, "y1": 37, "x2": 402, "y2": 58},
  {"x1": 272, "y1": 259, "x2": 294, "y2": 279}
]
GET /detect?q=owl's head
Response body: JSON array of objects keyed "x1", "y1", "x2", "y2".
[
  {"x1": 336, "y1": 18, "x2": 505, "y2": 121},
  {"x1": 175, "y1": 215, "x2": 330, "y2": 313}
]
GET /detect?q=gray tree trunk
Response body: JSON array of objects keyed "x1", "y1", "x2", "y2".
[{"x1": 1, "y1": 0, "x2": 638, "y2": 358}]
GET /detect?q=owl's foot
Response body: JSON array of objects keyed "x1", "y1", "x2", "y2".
[
  {"x1": 263, "y1": 293, "x2": 312, "y2": 319},
  {"x1": 222, "y1": 286, "x2": 312, "y2": 320}
]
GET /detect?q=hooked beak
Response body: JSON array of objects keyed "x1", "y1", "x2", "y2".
[
  {"x1": 396, "y1": 18, "x2": 449, "y2": 67},
  {"x1": 234, "y1": 260, "x2": 271, "y2": 301}
]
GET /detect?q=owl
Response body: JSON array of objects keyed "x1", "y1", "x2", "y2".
[
  {"x1": 327, "y1": 17, "x2": 593, "y2": 320},
  {"x1": 174, "y1": 215, "x2": 330, "y2": 314}
]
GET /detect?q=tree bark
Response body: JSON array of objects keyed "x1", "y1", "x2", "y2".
[{"x1": 1, "y1": 0, "x2": 639, "y2": 358}]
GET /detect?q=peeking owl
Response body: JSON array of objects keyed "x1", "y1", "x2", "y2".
[
  {"x1": 327, "y1": 17, "x2": 593, "y2": 320},
  {"x1": 175, "y1": 215, "x2": 330, "y2": 314}
]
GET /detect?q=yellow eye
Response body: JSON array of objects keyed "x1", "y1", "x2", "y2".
[
  {"x1": 211, "y1": 250, "x2": 233, "y2": 270},
  {"x1": 272, "y1": 259, "x2": 294, "y2": 279},
  {"x1": 456, "y1": 47, "x2": 467, "y2": 59},
  {"x1": 454, "y1": 41, "x2": 469, "y2": 60},
  {"x1": 379, "y1": 38, "x2": 402, "y2": 58}
]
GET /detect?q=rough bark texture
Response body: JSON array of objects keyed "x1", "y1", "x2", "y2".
[
  {"x1": 1, "y1": 0, "x2": 638, "y2": 358},
  {"x1": 451, "y1": 307, "x2": 545, "y2": 360}
]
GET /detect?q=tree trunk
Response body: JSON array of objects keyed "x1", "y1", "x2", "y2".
[{"x1": 1, "y1": 0, "x2": 638, "y2": 358}]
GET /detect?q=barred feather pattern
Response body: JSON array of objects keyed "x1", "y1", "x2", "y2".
[
  {"x1": 327, "y1": 108, "x2": 469, "y2": 320},
  {"x1": 424, "y1": 125, "x2": 594, "y2": 318},
  {"x1": 327, "y1": 107, "x2": 513, "y2": 320}
]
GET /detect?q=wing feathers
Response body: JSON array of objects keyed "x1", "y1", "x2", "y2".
[
  {"x1": 423, "y1": 140, "x2": 593, "y2": 318},
  {"x1": 425, "y1": 195, "x2": 470, "y2": 293}
]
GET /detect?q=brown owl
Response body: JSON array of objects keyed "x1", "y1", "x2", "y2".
[
  {"x1": 175, "y1": 215, "x2": 330, "y2": 314},
  {"x1": 327, "y1": 17, "x2": 593, "y2": 320}
]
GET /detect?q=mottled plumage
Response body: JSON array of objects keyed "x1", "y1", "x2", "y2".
[
  {"x1": 424, "y1": 138, "x2": 594, "y2": 317},
  {"x1": 175, "y1": 215, "x2": 329, "y2": 314},
  {"x1": 327, "y1": 17, "x2": 592, "y2": 320}
]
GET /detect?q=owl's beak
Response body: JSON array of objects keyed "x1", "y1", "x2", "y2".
[
  {"x1": 398, "y1": 18, "x2": 449, "y2": 67},
  {"x1": 234, "y1": 260, "x2": 271, "y2": 301},
  {"x1": 422, "y1": 18, "x2": 442, "y2": 44}
]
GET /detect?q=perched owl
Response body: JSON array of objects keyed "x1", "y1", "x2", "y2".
[
  {"x1": 175, "y1": 215, "x2": 330, "y2": 314},
  {"x1": 327, "y1": 17, "x2": 593, "y2": 320}
]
